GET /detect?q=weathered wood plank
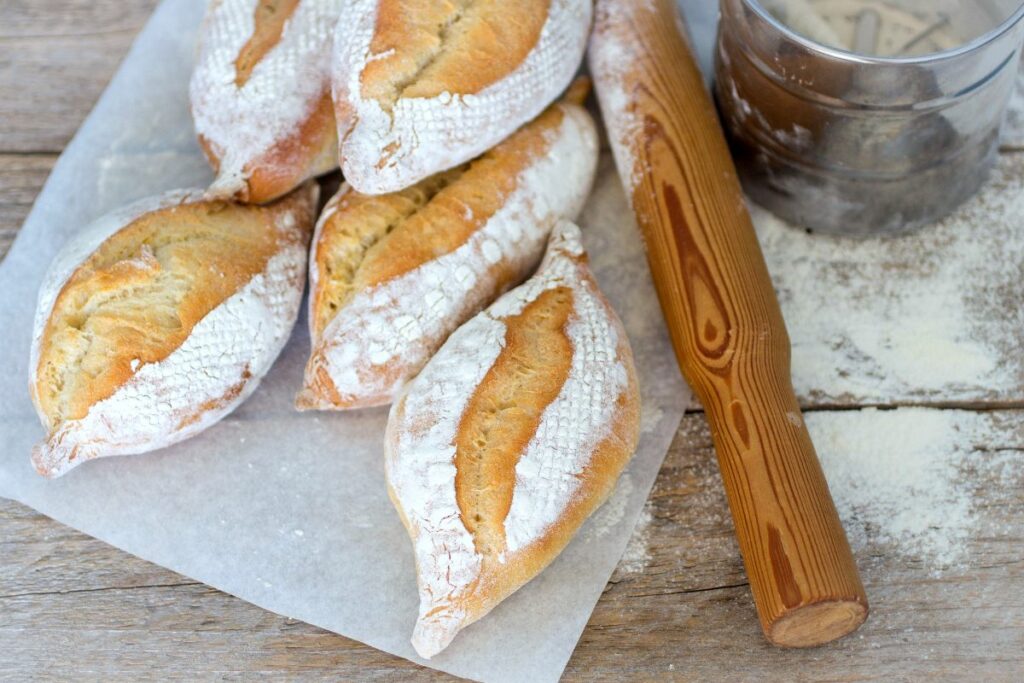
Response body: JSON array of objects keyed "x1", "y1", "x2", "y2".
[
  {"x1": 0, "y1": 154, "x2": 56, "y2": 259},
  {"x1": 0, "y1": 0, "x2": 158, "y2": 38},
  {"x1": 0, "y1": 587, "x2": 447, "y2": 681},
  {"x1": 0, "y1": 0, "x2": 160, "y2": 153},
  {"x1": 3, "y1": 411, "x2": 1021, "y2": 680}
]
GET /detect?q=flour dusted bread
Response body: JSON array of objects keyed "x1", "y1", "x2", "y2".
[
  {"x1": 296, "y1": 90, "x2": 598, "y2": 410},
  {"x1": 29, "y1": 184, "x2": 318, "y2": 478},
  {"x1": 191, "y1": 0, "x2": 343, "y2": 203},
  {"x1": 384, "y1": 221, "x2": 640, "y2": 657},
  {"x1": 332, "y1": 0, "x2": 593, "y2": 194}
]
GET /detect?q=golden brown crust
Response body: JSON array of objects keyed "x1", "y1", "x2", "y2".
[
  {"x1": 311, "y1": 102, "x2": 569, "y2": 337},
  {"x1": 199, "y1": 91, "x2": 338, "y2": 205},
  {"x1": 193, "y1": 0, "x2": 338, "y2": 204},
  {"x1": 461, "y1": 358, "x2": 639, "y2": 644},
  {"x1": 234, "y1": 0, "x2": 302, "y2": 87},
  {"x1": 454, "y1": 286, "x2": 575, "y2": 556},
  {"x1": 482, "y1": 370, "x2": 640, "y2": 598},
  {"x1": 309, "y1": 169, "x2": 460, "y2": 337},
  {"x1": 34, "y1": 189, "x2": 315, "y2": 431},
  {"x1": 385, "y1": 222, "x2": 641, "y2": 656},
  {"x1": 360, "y1": 0, "x2": 551, "y2": 107},
  {"x1": 243, "y1": 91, "x2": 338, "y2": 204}
]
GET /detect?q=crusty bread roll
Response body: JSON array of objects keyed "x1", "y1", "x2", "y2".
[
  {"x1": 190, "y1": 0, "x2": 343, "y2": 203},
  {"x1": 296, "y1": 89, "x2": 598, "y2": 410},
  {"x1": 332, "y1": 0, "x2": 593, "y2": 194},
  {"x1": 29, "y1": 184, "x2": 318, "y2": 478},
  {"x1": 384, "y1": 221, "x2": 641, "y2": 658}
]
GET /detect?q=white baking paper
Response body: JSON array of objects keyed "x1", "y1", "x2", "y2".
[{"x1": 0, "y1": 1, "x2": 695, "y2": 681}]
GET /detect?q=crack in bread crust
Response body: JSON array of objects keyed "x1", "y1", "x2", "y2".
[
  {"x1": 312, "y1": 103, "x2": 569, "y2": 338},
  {"x1": 361, "y1": 0, "x2": 550, "y2": 109},
  {"x1": 176, "y1": 366, "x2": 252, "y2": 430},
  {"x1": 234, "y1": 0, "x2": 303, "y2": 88},
  {"x1": 311, "y1": 167, "x2": 467, "y2": 336},
  {"x1": 302, "y1": 95, "x2": 596, "y2": 410},
  {"x1": 454, "y1": 286, "x2": 573, "y2": 556}
]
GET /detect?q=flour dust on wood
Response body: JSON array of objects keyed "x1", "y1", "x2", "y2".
[
  {"x1": 806, "y1": 407, "x2": 1024, "y2": 574},
  {"x1": 754, "y1": 153, "x2": 1024, "y2": 405}
]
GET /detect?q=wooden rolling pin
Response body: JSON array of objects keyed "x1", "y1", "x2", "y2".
[{"x1": 590, "y1": 0, "x2": 868, "y2": 647}]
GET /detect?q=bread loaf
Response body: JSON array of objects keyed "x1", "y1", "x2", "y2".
[
  {"x1": 190, "y1": 0, "x2": 343, "y2": 203},
  {"x1": 384, "y1": 221, "x2": 641, "y2": 657},
  {"x1": 29, "y1": 184, "x2": 318, "y2": 478},
  {"x1": 332, "y1": 0, "x2": 593, "y2": 194},
  {"x1": 296, "y1": 91, "x2": 598, "y2": 410}
]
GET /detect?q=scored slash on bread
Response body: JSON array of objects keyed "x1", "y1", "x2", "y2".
[
  {"x1": 332, "y1": 0, "x2": 594, "y2": 195},
  {"x1": 296, "y1": 87, "x2": 599, "y2": 411},
  {"x1": 190, "y1": 0, "x2": 344, "y2": 204},
  {"x1": 384, "y1": 221, "x2": 641, "y2": 658},
  {"x1": 29, "y1": 184, "x2": 319, "y2": 478}
]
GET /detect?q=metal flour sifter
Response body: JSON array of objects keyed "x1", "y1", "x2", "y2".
[{"x1": 716, "y1": 0, "x2": 1024, "y2": 235}]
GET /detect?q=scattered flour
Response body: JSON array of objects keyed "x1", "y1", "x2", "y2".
[
  {"x1": 617, "y1": 503, "x2": 654, "y2": 575},
  {"x1": 640, "y1": 404, "x2": 665, "y2": 437},
  {"x1": 753, "y1": 153, "x2": 1024, "y2": 404},
  {"x1": 807, "y1": 407, "x2": 1023, "y2": 573},
  {"x1": 584, "y1": 470, "x2": 652, "y2": 576},
  {"x1": 586, "y1": 473, "x2": 634, "y2": 539}
]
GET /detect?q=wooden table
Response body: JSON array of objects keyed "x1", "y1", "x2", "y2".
[{"x1": 2, "y1": 2, "x2": 1021, "y2": 680}]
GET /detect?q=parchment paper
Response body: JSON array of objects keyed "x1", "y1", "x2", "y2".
[{"x1": 0, "y1": 2, "x2": 711, "y2": 681}]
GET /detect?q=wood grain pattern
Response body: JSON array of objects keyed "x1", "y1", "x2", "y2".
[
  {"x1": 591, "y1": 0, "x2": 866, "y2": 646},
  {"x1": 0, "y1": 155, "x2": 56, "y2": 259},
  {"x1": 0, "y1": 0, "x2": 160, "y2": 153}
]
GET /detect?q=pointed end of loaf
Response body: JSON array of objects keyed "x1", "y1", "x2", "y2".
[
  {"x1": 31, "y1": 431, "x2": 89, "y2": 479},
  {"x1": 294, "y1": 386, "x2": 329, "y2": 412},
  {"x1": 544, "y1": 220, "x2": 587, "y2": 265},
  {"x1": 411, "y1": 609, "x2": 465, "y2": 659},
  {"x1": 295, "y1": 358, "x2": 343, "y2": 412},
  {"x1": 205, "y1": 166, "x2": 250, "y2": 203}
]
